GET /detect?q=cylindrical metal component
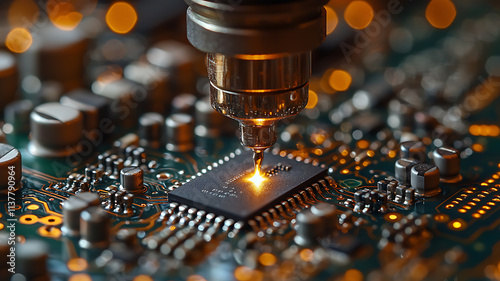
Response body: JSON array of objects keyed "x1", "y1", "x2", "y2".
[
  {"x1": 400, "y1": 141, "x2": 426, "y2": 162},
  {"x1": 311, "y1": 203, "x2": 337, "y2": 236},
  {"x1": 29, "y1": 26, "x2": 88, "y2": 92},
  {"x1": 146, "y1": 40, "x2": 199, "y2": 94},
  {"x1": 0, "y1": 51, "x2": 18, "y2": 114},
  {"x1": 171, "y1": 93, "x2": 197, "y2": 115},
  {"x1": 0, "y1": 233, "x2": 9, "y2": 280},
  {"x1": 208, "y1": 52, "x2": 310, "y2": 151},
  {"x1": 433, "y1": 147, "x2": 460, "y2": 178},
  {"x1": 133, "y1": 147, "x2": 146, "y2": 166},
  {"x1": 139, "y1": 112, "x2": 164, "y2": 148},
  {"x1": 92, "y1": 78, "x2": 140, "y2": 128},
  {"x1": 185, "y1": 0, "x2": 327, "y2": 153},
  {"x1": 185, "y1": 0, "x2": 327, "y2": 55},
  {"x1": 208, "y1": 52, "x2": 310, "y2": 120},
  {"x1": 0, "y1": 144, "x2": 22, "y2": 193},
  {"x1": 124, "y1": 60, "x2": 171, "y2": 113},
  {"x1": 60, "y1": 92, "x2": 99, "y2": 137},
  {"x1": 411, "y1": 163, "x2": 441, "y2": 197},
  {"x1": 195, "y1": 97, "x2": 235, "y2": 137},
  {"x1": 113, "y1": 159, "x2": 125, "y2": 176},
  {"x1": 294, "y1": 208, "x2": 324, "y2": 247},
  {"x1": 29, "y1": 103, "x2": 84, "y2": 157},
  {"x1": 79, "y1": 206, "x2": 111, "y2": 249},
  {"x1": 4, "y1": 100, "x2": 33, "y2": 134},
  {"x1": 16, "y1": 240, "x2": 50, "y2": 281},
  {"x1": 395, "y1": 158, "x2": 418, "y2": 185},
  {"x1": 239, "y1": 123, "x2": 277, "y2": 151},
  {"x1": 120, "y1": 166, "x2": 144, "y2": 194},
  {"x1": 62, "y1": 197, "x2": 88, "y2": 236},
  {"x1": 75, "y1": 192, "x2": 101, "y2": 207},
  {"x1": 165, "y1": 113, "x2": 195, "y2": 152}
]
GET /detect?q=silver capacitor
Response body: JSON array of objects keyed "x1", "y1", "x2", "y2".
[
  {"x1": 0, "y1": 51, "x2": 18, "y2": 114},
  {"x1": 433, "y1": 147, "x2": 460, "y2": 178},
  {"x1": 29, "y1": 103, "x2": 83, "y2": 157},
  {"x1": 79, "y1": 206, "x2": 111, "y2": 249},
  {"x1": 62, "y1": 197, "x2": 88, "y2": 236},
  {"x1": 120, "y1": 166, "x2": 144, "y2": 194},
  {"x1": 400, "y1": 141, "x2": 426, "y2": 162},
  {"x1": 124, "y1": 60, "x2": 171, "y2": 114},
  {"x1": 311, "y1": 203, "x2": 337, "y2": 236},
  {"x1": 411, "y1": 163, "x2": 441, "y2": 197},
  {"x1": 165, "y1": 113, "x2": 195, "y2": 152},
  {"x1": 294, "y1": 208, "x2": 325, "y2": 247},
  {"x1": 195, "y1": 97, "x2": 236, "y2": 137},
  {"x1": 16, "y1": 240, "x2": 50, "y2": 281},
  {"x1": 172, "y1": 93, "x2": 197, "y2": 115},
  {"x1": 139, "y1": 112, "x2": 164, "y2": 149},
  {"x1": 4, "y1": 99, "x2": 33, "y2": 134},
  {"x1": 0, "y1": 144, "x2": 22, "y2": 194}
]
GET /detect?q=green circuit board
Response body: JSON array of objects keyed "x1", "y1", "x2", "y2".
[{"x1": 0, "y1": 1, "x2": 499, "y2": 281}]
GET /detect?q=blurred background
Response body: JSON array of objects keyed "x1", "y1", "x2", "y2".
[{"x1": 0, "y1": 0, "x2": 499, "y2": 137}]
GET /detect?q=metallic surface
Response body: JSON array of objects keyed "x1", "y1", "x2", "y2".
[
  {"x1": 120, "y1": 166, "x2": 145, "y2": 194},
  {"x1": 433, "y1": 147, "x2": 461, "y2": 178},
  {"x1": 0, "y1": 144, "x2": 22, "y2": 191},
  {"x1": 165, "y1": 113, "x2": 195, "y2": 152},
  {"x1": 29, "y1": 103, "x2": 84, "y2": 157},
  {"x1": 411, "y1": 163, "x2": 441, "y2": 197},
  {"x1": 185, "y1": 0, "x2": 327, "y2": 55},
  {"x1": 79, "y1": 207, "x2": 111, "y2": 249},
  {"x1": 185, "y1": 0, "x2": 327, "y2": 174}
]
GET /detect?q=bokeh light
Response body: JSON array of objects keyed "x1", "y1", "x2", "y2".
[
  {"x1": 306, "y1": 90, "x2": 318, "y2": 109},
  {"x1": 8, "y1": 0, "x2": 39, "y2": 28},
  {"x1": 106, "y1": 2, "x2": 138, "y2": 34},
  {"x1": 325, "y1": 6, "x2": 338, "y2": 35},
  {"x1": 328, "y1": 70, "x2": 352, "y2": 91},
  {"x1": 47, "y1": 0, "x2": 83, "y2": 31},
  {"x1": 6, "y1": 28, "x2": 33, "y2": 53},
  {"x1": 344, "y1": 1, "x2": 374, "y2": 30},
  {"x1": 426, "y1": 0, "x2": 456, "y2": 29}
]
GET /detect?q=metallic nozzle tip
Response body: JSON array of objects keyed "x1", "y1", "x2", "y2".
[
  {"x1": 239, "y1": 123, "x2": 277, "y2": 151},
  {"x1": 253, "y1": 149, "x2": 264, "y2": 176}
]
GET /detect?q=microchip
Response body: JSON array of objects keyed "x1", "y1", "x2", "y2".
[{"x1": 169, "y1": 151, "x2": 328, "y2": 221}]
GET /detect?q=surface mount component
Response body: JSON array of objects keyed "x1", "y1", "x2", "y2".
[
  {"x1": 169, "y1": 151, "x2": 327, "y2": 221},
  {"x1": 4, "y1": 99, "x2": 33, "y2": 134},
  {"x1": 60, "y1": 89, "x2": 113, "y2": 139},
  {"x1": 139, "y1": 112, "x2": 164, "y2": 148},
  {"x1": 16, "y1": 240, "x2": 50, "y2": 281},
  {"x1": 79, "y1": 206, "x2": 111, "y2": 249},
  {"x1": 0, "y1": 143, "x2": 22, "y2": 192},
  {"x1": 29, "y1": 103, "x2": 84, "y2": 157},
  {"x1": 120, "y1": 166, "x2": 144, "y2": 194},
  {"x1": 433, "y1": 147, "x2": 461, "y2": 178},
  {"x1": 400, "y1": 141, "x2": 426, "y2": 162},
  {"x1": 0, "y1": 51, "x2": 18, "y2": 113},
  {"x1": 165, "y1": 113, "x2": 195, "y2": 152},
  {"x1": 395, "y1": 158, "x2": 418, "y2": 185},
  {"x1": 411, "y1": 163, "x2": 441, "y2": 197}
]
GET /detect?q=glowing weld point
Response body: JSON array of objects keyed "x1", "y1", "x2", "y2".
[{"x1": 248, "y1": 170, "x2": 266, "y2": 188}]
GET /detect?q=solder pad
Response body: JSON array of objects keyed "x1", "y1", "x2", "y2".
[{"x1": 169, "y1": 150, "x2": 328, "y2": 221}]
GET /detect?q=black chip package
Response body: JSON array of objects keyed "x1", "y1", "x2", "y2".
[{"x1": 169, "y1": 151, "x2": 328, "y2": 221}]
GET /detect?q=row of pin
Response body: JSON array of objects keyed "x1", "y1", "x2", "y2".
[
  {"x1": 143, "y1": 203, "x2": 244, "y2": 264},
  {"x1": 53, "y1": 173, "x2": 90, "y2": 193},
  {"x1": 248, "y1": 176, "x2": 335, "y2": 234}
]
